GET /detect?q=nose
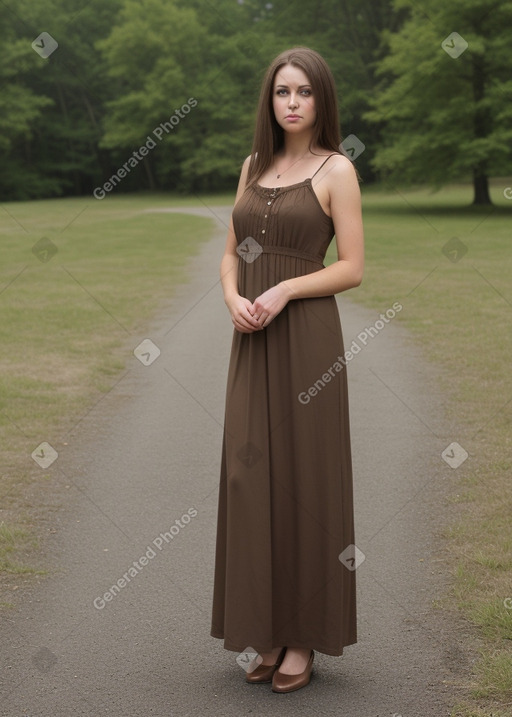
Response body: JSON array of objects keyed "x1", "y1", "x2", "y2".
[{"x1": 288, "y1": 92, "x2": 299, "y2": 109}]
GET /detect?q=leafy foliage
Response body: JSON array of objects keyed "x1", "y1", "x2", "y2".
[
  {"x1": 0, "y1": 0, "x2": 509, "y2": 201},
  {"x1": 366, "y1": 0, "x2": 512, "y2": 202}
]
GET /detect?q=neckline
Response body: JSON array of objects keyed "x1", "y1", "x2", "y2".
[
  {"x1": 255, "y1": 152, "x2": 339, "y2": 191},
  {"x1": 251, "y1": 178, "x2": 332, "y2": 221},
  {"x1": 255, "y1": 177, "x2": 311, "y2": 191}
]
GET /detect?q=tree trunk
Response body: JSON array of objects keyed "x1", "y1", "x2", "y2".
[
  {"x1": 472, "y1": 56, "x2": 492, "y2": 205},
  {"x1": 57, "y1": 81, "x2": 80, "y2": 194},
  {"x1": 143, "y1": 157, "x2": 157, "y2": 190},
  {"x1": 472, "y1": 168, "x2": 491, "y2": 205}
]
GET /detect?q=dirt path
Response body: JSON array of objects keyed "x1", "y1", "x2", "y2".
[{"x1": 1, "y1": 206, "x2": 464, "y2": 716}]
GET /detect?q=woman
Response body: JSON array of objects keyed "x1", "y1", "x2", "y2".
[{"x1": 210, "y1": 46, "x2": 364, "y2": 693}]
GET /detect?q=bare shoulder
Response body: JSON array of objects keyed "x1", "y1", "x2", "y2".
[
  {"x1": 233, "y1": 155, "x2": 253, "y2": 204},
  {"x1": 239, "y1": 154, "x2": 252, "y2": 182},
  {"x1": 326, "y1": 153, "x2": 357, "y2": 181},
  {"x1": 322, "y1": 154, "x2": 360, "y2": 202}
]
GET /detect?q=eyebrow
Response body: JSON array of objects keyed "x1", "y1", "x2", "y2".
[{"x1": 275, "y1": 84, "x2": 311, "y2": 88}]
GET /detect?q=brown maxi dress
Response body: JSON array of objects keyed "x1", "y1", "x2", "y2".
[{"x1": 210, "y1": 153, "x2": 357, "y2": 657}]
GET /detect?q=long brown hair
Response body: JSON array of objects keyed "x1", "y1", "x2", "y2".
[{"x1": 246, "y1": 47, "x2": 344, "y2": 186}]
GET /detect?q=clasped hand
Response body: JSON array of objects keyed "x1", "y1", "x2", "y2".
[{"x1": 227, "y1": 283, "x2": 293, "y2": 333}]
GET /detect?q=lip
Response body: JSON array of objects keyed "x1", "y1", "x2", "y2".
[{"x1": 286, "y1": 114, "x2": 301, "y2": 119}]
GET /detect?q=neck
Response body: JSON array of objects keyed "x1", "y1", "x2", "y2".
[{"x1": 280, "y1": 132, "x2": 315, "y2": 159}]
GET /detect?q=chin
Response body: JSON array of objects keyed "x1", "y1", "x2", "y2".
[{"x1": 280, "y1": 122, "x2": 311, "y2": 133}]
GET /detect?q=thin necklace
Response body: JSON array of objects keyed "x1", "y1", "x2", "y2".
[{"x1": 275, "y1": 150, "x2": 311, "y2": 178}]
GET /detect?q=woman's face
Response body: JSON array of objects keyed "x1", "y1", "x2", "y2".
[{"x1": 272, "y1": 63, "x2": 316, "y2": 135}]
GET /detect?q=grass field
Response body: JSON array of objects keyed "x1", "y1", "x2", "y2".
[{"x1": 1, "y1": 182, "x2": 511, "y2": 715}]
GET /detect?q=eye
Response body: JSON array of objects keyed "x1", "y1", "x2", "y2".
[
  {"x1": 300, "y1": 89, "x2": 312, "y2": 96},
  {"x1": 276, "y1": 88, "x2": 288, "y2": 95}
]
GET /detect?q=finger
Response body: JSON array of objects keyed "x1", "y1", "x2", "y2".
[
  {"x1": 233, "y1": 315, "x2": 257, "y2": 332},
  {"x1": 251, "y1": 301, "x2": 266, "y2": 318},
  {"x1": 244, "y1": 312, "x2": 262, "y2": 327},
  {"x1": 247, "y1": 302, "x2": 259, "y2": 318}
]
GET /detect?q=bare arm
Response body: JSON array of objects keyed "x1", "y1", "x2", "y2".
[
  {"x1": 251, "y1": 155, "x2": 364, "y2": 326},
  {"x1": 220, "y1": 156, "x2": 261, "y2": 333}
]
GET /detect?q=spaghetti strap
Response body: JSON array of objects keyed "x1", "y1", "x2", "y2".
[{"x1": 310, "y1": 152, "x2": 340, "y2": 179}]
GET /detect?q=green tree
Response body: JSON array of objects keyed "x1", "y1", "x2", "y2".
[
  {"x1": 0, "y1": 2, "x2": 54, "y2": 198},
  {"x1": 98, "y1": 0, "x2": 283, "y2": 192},
  {"x1": 366, "y1": 0, "x2": 512, "y2": 204},
  {"x1": 96, "y1": 0, "x2": 205, "y2": 191},
  {"x1": 0, "y1": 0, "x2": 122, "y2": 199},
  {"x1": 253, "y1": 0, "x2": 403, "y2": 181}
]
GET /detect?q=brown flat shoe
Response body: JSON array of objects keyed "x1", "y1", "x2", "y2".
[
  {"x1": 245, "y1": 646, "x2": 287, "y2": 683},
  {"x1": 272, "y1": 649, "x2": 314, "y2": 693}
]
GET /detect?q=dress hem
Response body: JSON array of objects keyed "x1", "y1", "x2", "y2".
[{"x1": 210, "y1": 630, "x2": 356, "y2": 657}]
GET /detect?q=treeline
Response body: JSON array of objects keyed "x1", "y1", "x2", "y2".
[{"x1": 1, "y1": 0, "x2": 511, "y2": 203}]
